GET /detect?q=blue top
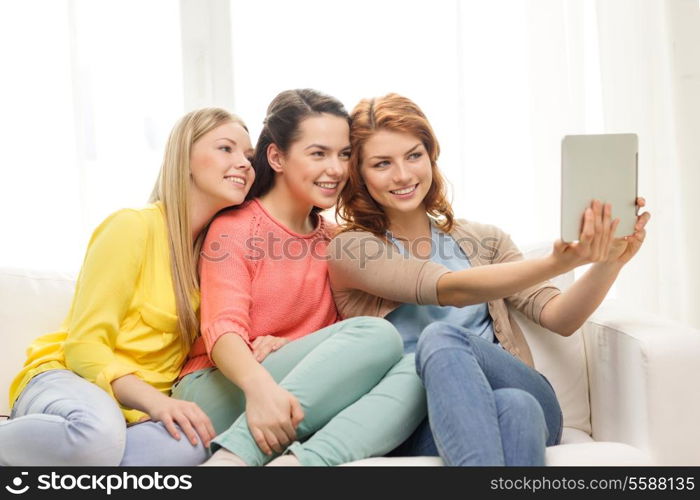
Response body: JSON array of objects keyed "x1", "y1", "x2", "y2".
[{"x1": 385, "y1": 222, "x2": 495, "y2": 353}]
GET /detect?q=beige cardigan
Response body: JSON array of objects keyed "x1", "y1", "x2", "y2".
[{"x1": 327, "y1": 219, "x2": 562, "y2": 368}]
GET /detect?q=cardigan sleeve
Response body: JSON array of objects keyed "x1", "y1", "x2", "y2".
[{"x1": 327, "y1": 230, "x2": 450, "y2": 306}]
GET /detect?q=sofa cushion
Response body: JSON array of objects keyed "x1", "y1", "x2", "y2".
[{"x1": 343, "y1": 428, "x2": 650, "y2": 466}]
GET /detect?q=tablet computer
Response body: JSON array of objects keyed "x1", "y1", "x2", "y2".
[{"x1": 561, "y1": 133, "x2": 638, "y2": 243}]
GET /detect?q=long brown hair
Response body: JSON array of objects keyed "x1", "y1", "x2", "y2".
[
  {"x1": 336, "y1": 93, "x2": 454, "y2": 238},
  {"x1": 149, "y1": 108, "x2": 248, "y2": 347}
]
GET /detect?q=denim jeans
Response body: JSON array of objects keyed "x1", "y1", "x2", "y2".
[
  {"x1": 0, "y1": 369, "x2": 207, "y2": 466},
  {"x1": 390, "y1": 321, "x2": 563, "y2": 466}
]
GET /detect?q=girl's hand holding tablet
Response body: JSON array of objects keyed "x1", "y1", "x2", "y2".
[
  {"x1": 604, "y1": 196, "x2": 651, "y2": 265},
  {"x1": 551, "y1": 199, "x2": 620, "y2": 271}
]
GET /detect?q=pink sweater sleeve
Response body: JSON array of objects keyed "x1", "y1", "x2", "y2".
[{"x1": 199, "y1": 212, "x2": 256, "y2": 360}]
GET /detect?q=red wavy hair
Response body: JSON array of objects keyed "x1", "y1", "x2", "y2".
[{"x1": 335, "y1": 93, "x2": 454, "y2": 238}]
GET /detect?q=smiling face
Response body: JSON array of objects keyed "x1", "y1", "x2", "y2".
[
  {"x1": 271, "y1": 113, "x2": 351, "y2": 210},
  {"x1": 189, "y1": 121, "x2": 255, "y2": 211},
  {"x1": 360, "y1": 129, "x2": 433, "y2": 219}
]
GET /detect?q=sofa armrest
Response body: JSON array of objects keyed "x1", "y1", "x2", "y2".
[{"x1": 583, "y1": 301, "x2": 700, "y2": 465}]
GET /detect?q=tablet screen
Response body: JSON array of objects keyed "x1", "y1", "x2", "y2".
[{"x1": 561, "y1": 133, "x2": 638, "y2": 243}]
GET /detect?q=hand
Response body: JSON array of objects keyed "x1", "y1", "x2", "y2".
[
  {"x1": 244, "y1": 378, "x2": 304, "y2": 455},
  {"x1": 604, "y1": 197, "x2": 651, "y2": 265},
  {"x1": 251, "y1": 335, "x2": 289, "y2": 362},
  {"x1": 145, "y1": 395, "x2": 216, "y2": 447},
  {"x1": 551, "y1": 199, "x2": 620, "y2": 271}
]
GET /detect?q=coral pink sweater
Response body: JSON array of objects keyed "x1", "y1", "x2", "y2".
[{"x1": 180, "y1": 199, "x2": 339, "y2": 377}]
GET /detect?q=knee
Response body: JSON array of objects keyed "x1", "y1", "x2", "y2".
[
  {"x1": 344, "y1": 316, "x2": 404, "y2": 363},
  {"x1": 415, "y1": 321, "x2": 468, "y2": 374},
  {"x1": 122, "y1": 422, "x2": 209, "y2": 466},
  {"x1": 416, "y1": 321, "x2": 448, "y2": 356},
  {"x1": 495, "y1": 389, "x2": 546, "y2": 433},
  {"x1": 61, "y1": 417, "x2": 126, "y2": 466}
]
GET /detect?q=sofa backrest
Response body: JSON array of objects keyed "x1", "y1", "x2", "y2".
[
  {"x1": 1, "y1": 268, "x2": 76, "y2": 415},
  {"x1": 0, "y1": 244, "x2": 592, "y2": 434}
]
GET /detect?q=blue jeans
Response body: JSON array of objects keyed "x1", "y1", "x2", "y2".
[
  {"x1": 0, "y1": 369, "x2": 207, "y2": 466},
  {"x1": 390, "y1": 321, "x2": 563, "y2": 466}
]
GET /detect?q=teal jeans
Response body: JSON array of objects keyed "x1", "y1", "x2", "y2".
[{"x1": 173, "y1": 316, "x2": 426, "y2": 466}]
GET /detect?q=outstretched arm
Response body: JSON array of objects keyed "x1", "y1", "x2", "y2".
[
  {"x1": 540, "y1": 198, "x2": 651, "y2": 336},
  {"x1": 437, "y1": 255, "x2": 569, "y2": 307},
  {"x1": 438, "y1": 200, "x2": 619, "y2": 308}
]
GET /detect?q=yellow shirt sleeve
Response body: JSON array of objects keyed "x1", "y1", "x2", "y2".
[{"x1": 62, "y1": 209, "x2": 149, "y2": 400}]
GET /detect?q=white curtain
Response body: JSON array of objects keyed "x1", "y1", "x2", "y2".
[
  {"x1": 1, "y1": 0, "x2": 698, "y2": 328},
  {"x1": 593, "y1": 0, "x2": 700, "y2": 329},
  {"x1": 0, "y1": 0, "x2": 184, "y2": 271}
]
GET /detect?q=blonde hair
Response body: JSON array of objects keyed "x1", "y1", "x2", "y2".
[{"x1": 150, "y1": 108, "x2": 248, "y2": 347}]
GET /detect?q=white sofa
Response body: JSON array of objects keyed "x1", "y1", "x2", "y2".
[{"x1": 2, "y1": 244, "x2": 700, "y2": 466}]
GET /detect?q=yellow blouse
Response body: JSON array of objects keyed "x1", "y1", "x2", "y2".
[{"x1": 8, "y1": 202, "x2": 199, "y2": 423}]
